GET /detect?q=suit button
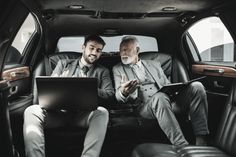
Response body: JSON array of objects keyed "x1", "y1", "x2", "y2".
[{"x1": 145, "y1": 89, "x2": 147, "y2": 91}]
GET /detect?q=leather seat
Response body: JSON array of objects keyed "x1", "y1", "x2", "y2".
[
  {"x1": 132, "y1": 143, "x2": 230, "y2": 157},
  {"x1": 32, "y1": 51, "x2": 193, "y2": 155},
  {"x1": 132, "y1": 81, "x2": 236, "y2": 157}
]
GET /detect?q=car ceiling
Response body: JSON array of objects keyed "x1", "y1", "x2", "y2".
[
  {"x1": 36, "y1": 0, "x2": 224, "y2": 13},
  {"x1": 23, "y1": 0, "x2": 232, "y2": 37}
]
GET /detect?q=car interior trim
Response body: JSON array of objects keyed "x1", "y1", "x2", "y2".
[
  {"x1": 192, "y1": 64, "x2": 236, "y2": 78},
  {"x1": 2, "y1": 66, "x2": 30, "y2": 82}
]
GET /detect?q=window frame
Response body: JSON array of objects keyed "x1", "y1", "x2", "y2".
[
  {"x1": 5, "y1": 13, "x2": 38, "y2": 66},
  {"x1": 56, "y1": 35, "x2": 159, "y2": 53},
  {"x1": 184, "y1": 16, "x2": 235, "y2": 66}
]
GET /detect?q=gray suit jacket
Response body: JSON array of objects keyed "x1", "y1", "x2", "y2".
[
  {"x1": 52, "y1": 58, "x2": 114, "y2": 104},
  {"x1": 113, "y1": 60, "x2": 170, "y2": 103}
]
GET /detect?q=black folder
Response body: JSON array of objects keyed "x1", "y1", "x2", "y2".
[{"x1": 158, "y1": 76, "x2": 206, "y2": 97}]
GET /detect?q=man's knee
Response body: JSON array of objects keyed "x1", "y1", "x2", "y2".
[
  {"x1": 188, "y1": 82, "x2": 208, "y2": 112},
  {"x1": 24, "y1": 105, "x2": 45, "y2": 126},
  {"x1": 93, "y1": 107, "x2": 109, "y2": 124},
  {"x1": 189, "y1": 81, "x2": 206, "y2": 97},
  {"x1": 24, "y1": 105, "x2": 43, "y2": 118},
  {"x1": 151, "y1": 92, "x2": 171, "y2": 111},
  {"x1": 97, "y1": 106, "x2": 109, "y2": 116}
]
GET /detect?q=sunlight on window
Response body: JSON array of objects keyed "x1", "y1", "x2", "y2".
[
  {"x1": 188, "y1": 17, "x2": 233, "y2": 54},
  {"x1": 11, "y1": 14, "x2": 36, "y2": 54},
  {"x1": 57, "y1": 35, "x2": 158, "y2": 53}
]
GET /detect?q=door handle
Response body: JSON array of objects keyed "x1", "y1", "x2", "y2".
[
  {"x1": 213, "y1": 81, "x2": 224, "y2": 88},
  {"x1": 9, "y1": 86, "x2": 18, "y2": 95},
  {"x1": 203, "y1": 68, "x2": 224, "y2": 74},
  {"x1": 10, "y1": 71, "x2": 26, "y2": 77}
]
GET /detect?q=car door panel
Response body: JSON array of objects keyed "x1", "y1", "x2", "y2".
[
  {"x1": 2, "y1": 66, "x2": 32, "y2": 114},
  {"x1": 190, "y1": 63, "x2": 233, "y2": 143},
  {"x1": 183, "y1": 16, "x2": 236, "y2": 142},
  {"x1": 2, "y1": 66, "x2": 30, "y2": 81},
  {"x1": 192, "y1": 64, "x2": 236, "y2": 78},
  {"x1": 0, "y1": 80, "x2": 16, "y2": 157},
  {"x1": 192, "y1": 64, "x2": 234, "y2": 93},
  {"x1": 3, "y1": 66, "x2": 30, "y2": 96},
  {"x1": 1, "y1": 65, "x2": 33, "y2": 157}
]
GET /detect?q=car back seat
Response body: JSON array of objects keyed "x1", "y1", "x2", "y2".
[
  {"x1": 132, "y1": 80, "x2": 236, "y2": 157},
  {"x1": 32, "y1": 51, "x2": 193, "y2": 156}
]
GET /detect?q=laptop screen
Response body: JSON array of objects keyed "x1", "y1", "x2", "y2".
[{"x1": 36, "y1": 76, "x2": 98, "y2": 111}]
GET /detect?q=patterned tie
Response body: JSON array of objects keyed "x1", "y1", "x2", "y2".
[
  {"x1": 81, "y1": 66, "x2": 89, "y2": 76},
  {"x1": 131, "y1": 64, "x2": 146, "y2": 82}
]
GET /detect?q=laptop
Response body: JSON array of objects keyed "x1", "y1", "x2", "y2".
[{"x1": 36, "y1": 76, "x2": 98, "y2": 111}]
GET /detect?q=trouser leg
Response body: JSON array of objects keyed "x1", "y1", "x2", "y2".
[
  {"x1": 24, "y1": 105, "x2": 109, "y2": 157},
  {"x1": 175, "y1": 81, "x2": 209, "y2": 136},
  {"x1": 139, "y1": 92, "x2": 188, "y2": 146},
  {"x1": 23, "y1": 105, "x2": 46, "y2": 157},
  {"x1": 81, "y1": 107, "x2": 109, "y2": 157}
]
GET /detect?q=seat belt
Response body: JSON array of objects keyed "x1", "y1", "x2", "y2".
[{"x1": 44, "y1": 56, "x2": 52, "y2": 76}]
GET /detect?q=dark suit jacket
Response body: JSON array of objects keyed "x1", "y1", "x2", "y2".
[
  {"x1": 113, "y1": 59, "x2": 170, "y2": 103},
  {"x1": 51, "y1": 58, "x2": 115, "y2": 104}
]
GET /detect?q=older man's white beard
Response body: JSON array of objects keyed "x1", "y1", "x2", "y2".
[{"x1": 121, "y1": 56, "x2": 135, "y2": 65}]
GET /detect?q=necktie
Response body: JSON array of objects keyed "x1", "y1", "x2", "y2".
[
  {"x1": 132, "y1": 64, "x2": 146, "y2": 82},
  {"x1": 82, "y1": 66, "x2": 89, "y2": 76}
]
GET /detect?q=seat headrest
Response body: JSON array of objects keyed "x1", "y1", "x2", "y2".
[
  {"x1": 47, "y1": 51, "x2": 172, "y2": 77},
  {"x1": 139, "y1": 51, "x2": 172, "y2": 77},
  {"x1": 48, "y1": 52, "x2": 82, "y2": 70}
]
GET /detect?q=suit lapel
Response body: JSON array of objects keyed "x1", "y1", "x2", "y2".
[
  {"x1": 67, "y1": 59, "x2": 79, "y2": 77},
  {"x1": 122, "y1": 64, "x2": 136, "y2": 81},
  {"x1": 142, "y1": 60, "x2": 162, "y2": 88}
]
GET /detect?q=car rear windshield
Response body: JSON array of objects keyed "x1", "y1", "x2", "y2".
[{"x1": 56, "y1": 35, "x2": 158, "y2": 54}]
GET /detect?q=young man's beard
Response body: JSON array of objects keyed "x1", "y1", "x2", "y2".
[{"x1": 84, "y1": 54, "x2": 98, "y2": 64}]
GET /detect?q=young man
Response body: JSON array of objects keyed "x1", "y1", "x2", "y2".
[
  {"x1": 113, "y1": 36, "x2": 209, "y2": 146},
  {"x1": 24, "y1": 35, "x2": 114, "y2": 157}
]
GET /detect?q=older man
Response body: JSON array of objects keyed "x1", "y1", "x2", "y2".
[
  {"x1": 113, "y1": 36, "x2": 209, "y2": 146},
  {"x1": 24, "y1": 35, "x2": 114, "y2": 157}
]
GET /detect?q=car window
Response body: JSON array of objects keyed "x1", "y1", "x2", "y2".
[
  {"x1": 186, "y1": 16, "x2": 235, "y2": 63},
  {"x1": 6, "y1": 13, "x2": 36, "y2": 64},
  {"x1": 56, "y1": 35, "x2": 158, "y2": 53}
]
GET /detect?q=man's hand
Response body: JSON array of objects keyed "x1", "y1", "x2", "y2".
[{"x1": 120, "y1": 79, "x2": 139, "y2": 97}]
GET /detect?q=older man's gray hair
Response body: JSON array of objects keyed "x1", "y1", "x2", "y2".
[{"x1": 120, "y1": 36, "x2": 140, "y2": 48}]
